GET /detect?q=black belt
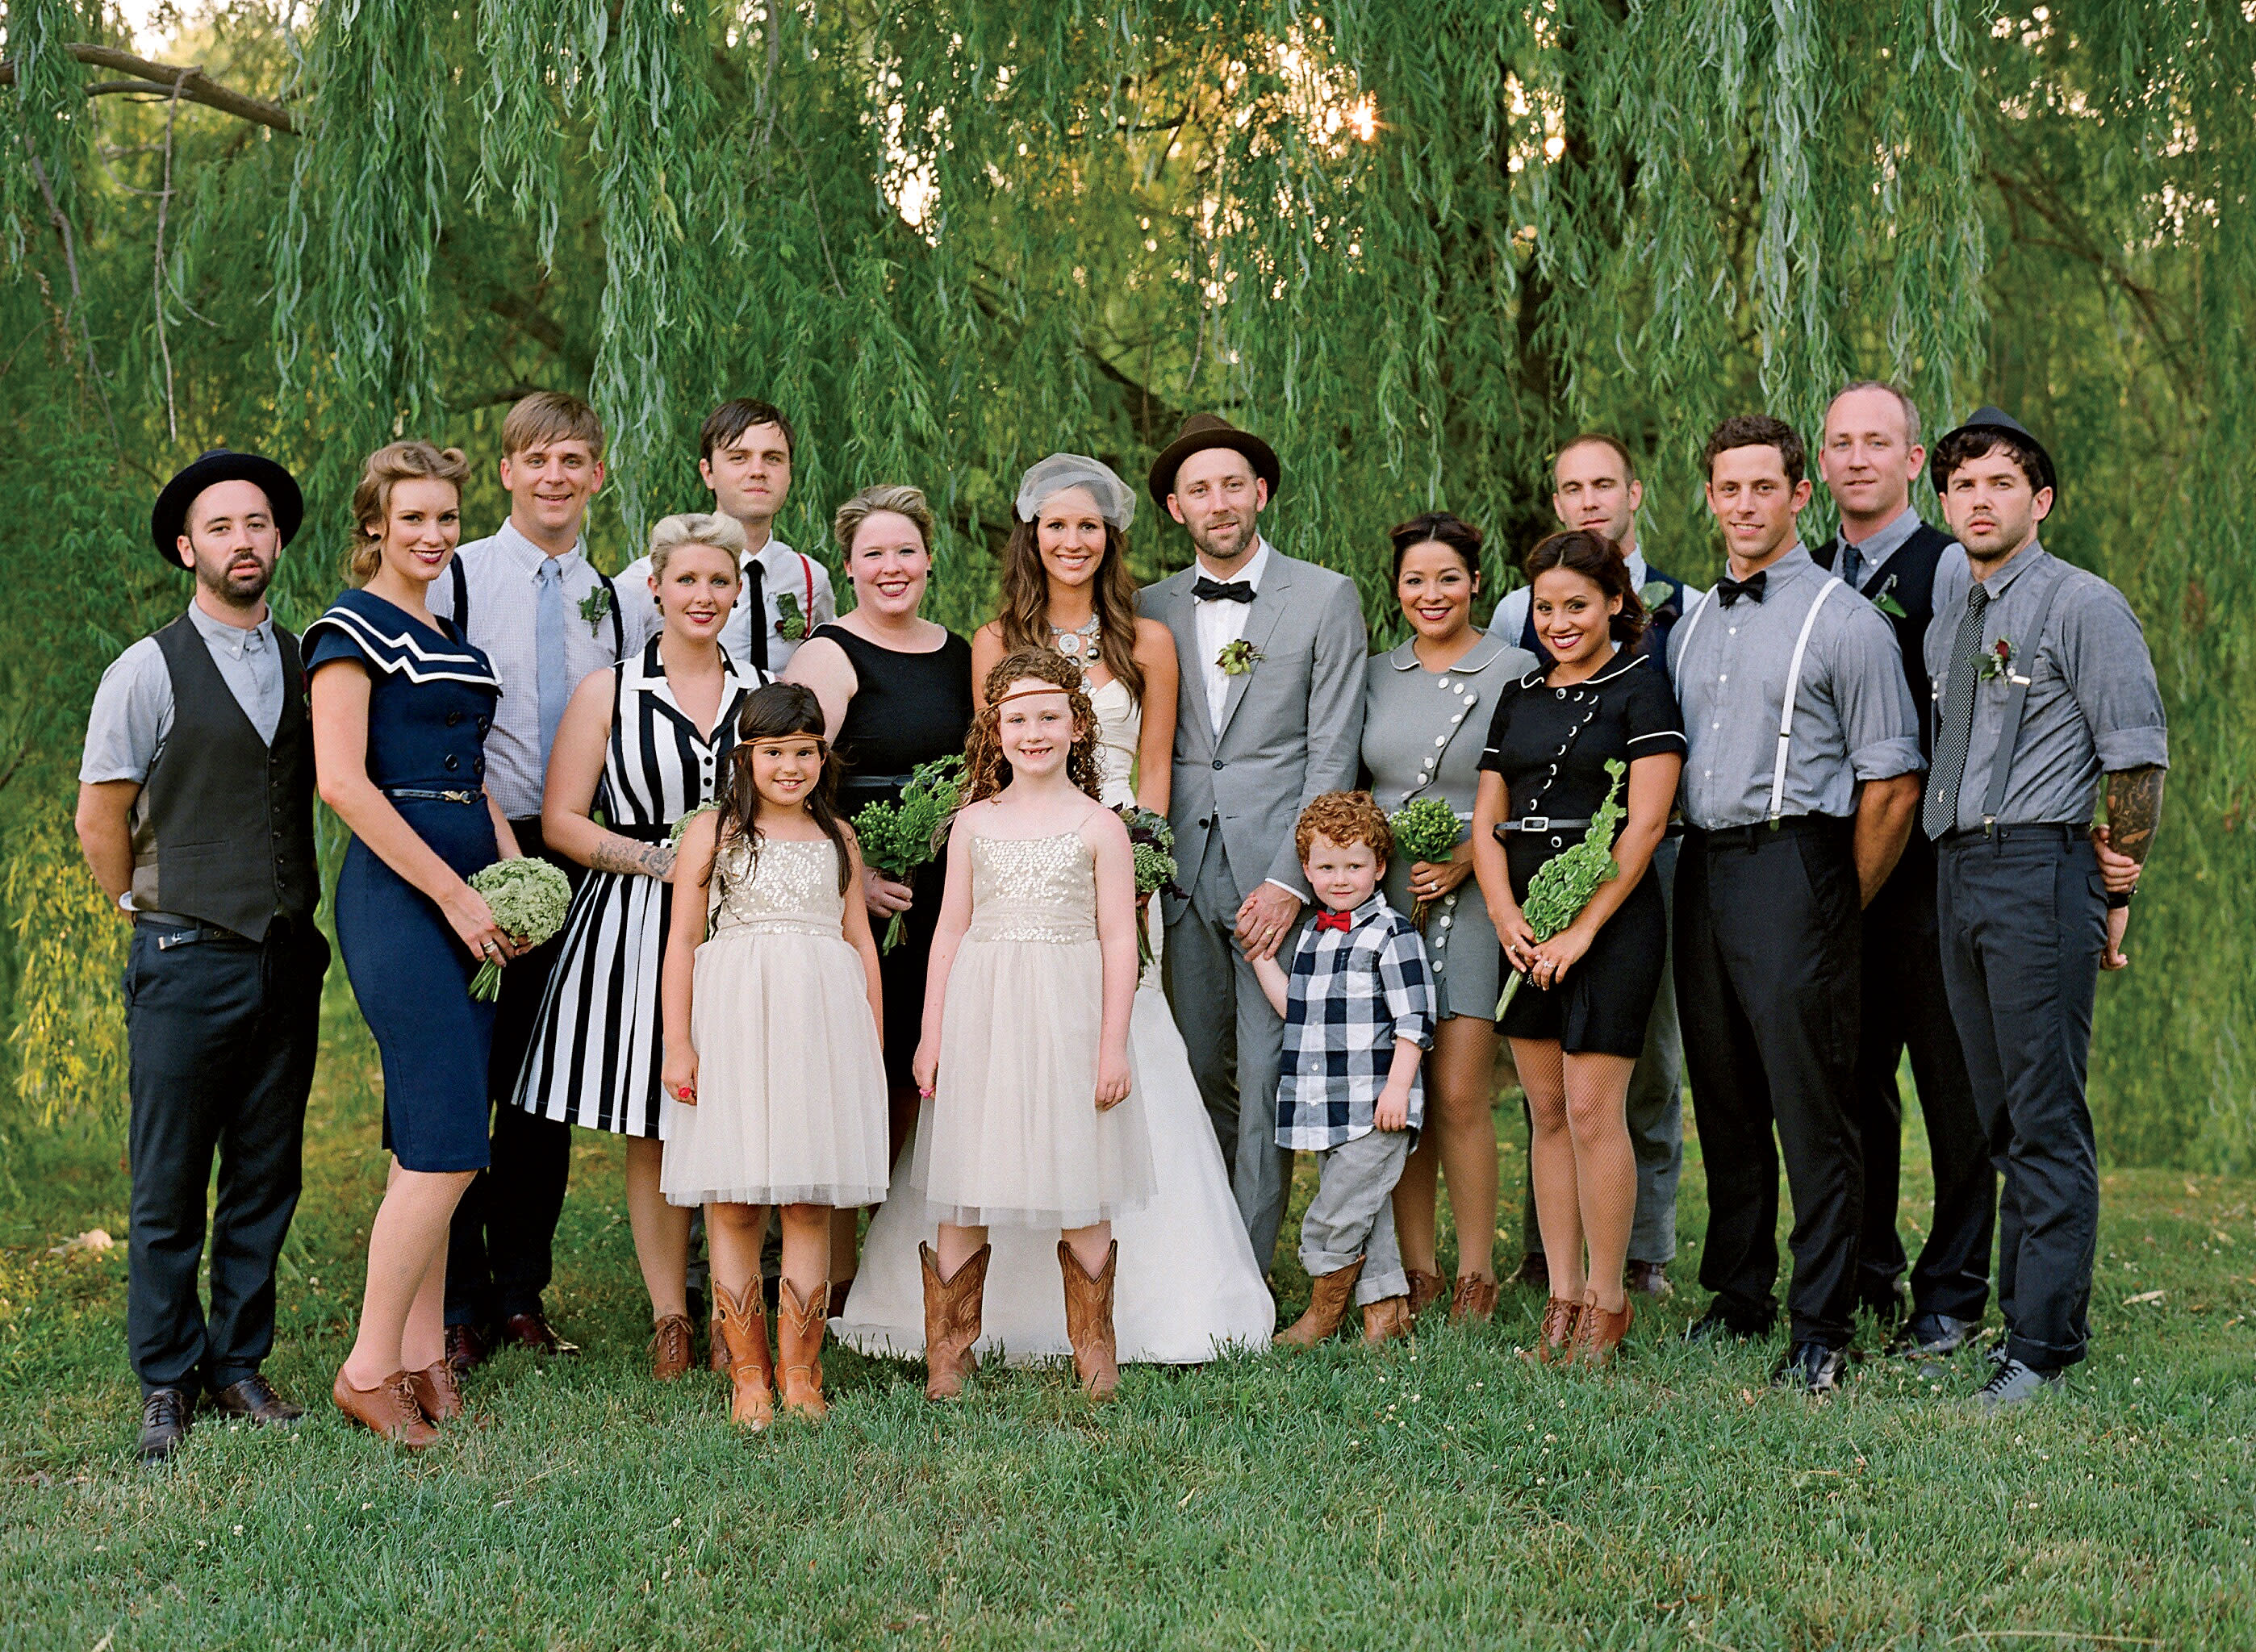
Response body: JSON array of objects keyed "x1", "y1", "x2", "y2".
[
  {"x1": 384, "y1": 786, "x2": 484, "y2": 805},
  {"x1": 1937, "y1": 821, "x2": 2084, "y2": 848},
  {"x1": 1497, "y1": 815, "x2": 1592, "y2": 833},
  {"x1": 611, "y1": 821, "x2": 677, "y2": 843},
  {"x1": 135, "y1": 912, "x2": 249, "y2": 948},
  {"x1": 1688, "y1": 815, "x2": 1849, "y2": 852}
]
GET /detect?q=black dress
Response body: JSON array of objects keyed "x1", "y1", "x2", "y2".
[
  {"x1": 1478, "y1": 649, "x2": 1685, "y2": 1058},
  {"x1": 812, "y1": 623, "x2": 976, "y2": 1095}
]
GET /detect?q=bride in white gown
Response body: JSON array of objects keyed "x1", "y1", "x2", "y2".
[{"x1": 833, "y1": 458, "x2": 1275, "y2": 1366}]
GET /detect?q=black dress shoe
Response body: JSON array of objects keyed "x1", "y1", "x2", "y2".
[
  {"x1": 1683, "y1": 1304, "x2": 1770, "y2": 1345},
  {"x1": 501, "y1": 1311, "x2": 580, "y2": 1356},
  {"x1": 1885, "y1": 1312, "x2": 1979, "y2": 1358},
  {"x1": 1625, "y1": 1260, "x2": 1673, "y2": 1299},
  {"x1": 1508, "y1": 1251, "x2": 1550, "y2": 1293},
  {"x1": 204, "y1": 1372, "x2": 305, "y2": 1425},
  {"x1": 140, "y1": 1387, "x2": 194, "y2": 1464},
  {"x1": 1770, "y1": 1340, "x2": 1848, "y2": 1395},
  {"x1": 445, "y1": 1322, "x2": 491, "y2": 1376}
]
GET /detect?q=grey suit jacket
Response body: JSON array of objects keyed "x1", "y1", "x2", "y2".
[{"x1": 1136, "y1": 547, "x2": 1368, "y2": 904}]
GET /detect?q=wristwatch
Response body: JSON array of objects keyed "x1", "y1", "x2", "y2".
[{"x1": 2105, "y1": 887, "x2": 2133, "y2": 911}]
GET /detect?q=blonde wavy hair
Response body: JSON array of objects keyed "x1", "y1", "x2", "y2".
[
  {"x1": 962, "y1": 648, "x2": 1104, "y2": 806},
  {"x1": 646, "y1": 511, "x2": 748, "y2": 582},
  {"x1": 349, "y1": 440, "x2": 471, "y2": 585}
]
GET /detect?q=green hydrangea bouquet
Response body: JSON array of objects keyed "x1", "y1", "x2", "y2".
[{"x1": 467, "y1": 857, "x2": 573, "y2": 999}]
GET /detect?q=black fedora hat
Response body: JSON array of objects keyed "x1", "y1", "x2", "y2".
[
  {"x1": 149, "y1": 448, "x2": 304, "y2": 570},
  {"x1": 1931, "y1": 406, "x2": 2058, "y2": 499},
  {"x1": 1147, "y1": 414, "x2": 1282, "y2": 510}
]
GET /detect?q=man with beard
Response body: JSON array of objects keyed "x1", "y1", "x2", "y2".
[
  {"x1": 76, "y1": 450, "x2": 329, "y2": 1462},
  {"x1": 1138, "y1": 415, "x2": 1368, "y2": 1273}
]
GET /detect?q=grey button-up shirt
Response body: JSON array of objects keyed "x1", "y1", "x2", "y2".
[
  {"x1": 1669, "y1": 544, "x2": 1923, "y2": 828},
  {"x1": 1828, "y1": 503, "x2": 1926, "y2": 592},
  {"x1": 1924, "y1": 542, "x2": 2168, "y2": 832},
  {"x1": 79, "y1": 603, "x2": 286, "y2": 786}
]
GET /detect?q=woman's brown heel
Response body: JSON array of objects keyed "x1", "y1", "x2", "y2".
[
  {"x1": 1520, "y1": 1296, "x2": 1585, "y2": 1366},
  {"x1": 1573, "y1": 1297, "x2": 1634, "y2": 1368}
]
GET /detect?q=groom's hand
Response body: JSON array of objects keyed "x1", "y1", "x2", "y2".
[{"x1": 1235, "y1": 882, "x2": 1302, "y2": 963}]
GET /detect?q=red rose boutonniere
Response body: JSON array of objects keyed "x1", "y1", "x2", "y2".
[{"x1": 1974, "y1": 636, "x2": 2015, "y2": 683}]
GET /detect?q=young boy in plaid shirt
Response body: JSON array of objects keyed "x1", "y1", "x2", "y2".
[{"x1": 1252, "y1": 791, "x2": 1436, "y2": 1347}]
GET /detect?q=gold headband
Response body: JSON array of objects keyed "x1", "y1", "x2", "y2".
[{"x1": 991, "y1": 683, "x2": 1080, "y2": 708}]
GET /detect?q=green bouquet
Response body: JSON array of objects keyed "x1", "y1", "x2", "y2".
[
  {"x1": 852, "y1": 754, "x2": 966, "y2": 952},
  {"x1": 467, "y1": 857, "x2": 573, "y2": 1000},
  {"x1": 1387, "y1": 796, "x2": 1464, "y2": 930},
  {"x1": 1117, "y1": 805, "x2": 1184, "y2": 966},
  {"x1": 1495, "y1": 759, "x2": 1629, "y2": 1019}
]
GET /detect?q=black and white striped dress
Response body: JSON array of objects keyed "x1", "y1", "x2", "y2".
[{"x1": 511, "y1": 640, "x2": 764, "y2": 1137}]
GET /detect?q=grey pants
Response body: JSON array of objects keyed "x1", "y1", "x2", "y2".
[
  {"x1": 1163, "y1": 836, "x2": 1301, "y2": 1271},
  {"x1": 1301, "y1": 1128, "x2": 1414, "y2": 1305},
  {"x1": 1520, "y1": 835, "x2": 1684, "y2": 1264}
]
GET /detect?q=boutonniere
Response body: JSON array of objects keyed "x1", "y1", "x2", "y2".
[
  {"x1": 1974, "y1": 636, "x2": 2015, "y2": 682},
  {"x1": 579, "y1": 586, "x2": 613, "y2": 635},
  {"x1": 775, "y1": 590, "x2": 807, "y2": 642},
  {"x1": 1636, "y1": 579, "x2": 1676, "y2": 615},
  {"x1": 1217, "y1": 639, "x2": 1264, "y2": 677},
  {"x1": 1871, "y1": 574, "x2": 1908, "y2": 620}
]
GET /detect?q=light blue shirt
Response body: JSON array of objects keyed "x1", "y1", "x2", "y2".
[{"x1": 80, "y1": 603, "x2": 286, "y2": 786}]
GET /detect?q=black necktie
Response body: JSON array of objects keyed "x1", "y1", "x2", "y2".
[
  {"x1": 1924, "y1": 585, "x2": 1991, "y2": 839},
  {"x1": 1715, "y1": 571, "x2": 1768, "y2": 607},
  {"x1": 1837, "y1": 539, "x2": 1863, "y2": 592},
  {"x1": 1192, "y1": 575, "x2": 1255, "y2": 604},
  {"x1": 743, "y1": 557, "x2": 769, "y2": 675}
]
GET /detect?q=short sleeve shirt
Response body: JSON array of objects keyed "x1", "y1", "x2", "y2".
[
  {"x1": 80, "y1": 604, "x2": 286, "y2": 786},
  {"x1": 1478, "y1": 649, "x2": 1685, "y2": 824}
]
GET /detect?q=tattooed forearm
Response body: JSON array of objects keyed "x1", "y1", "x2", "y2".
[
  {"x1": 590, "y1": 836, "x2": 678, "y2": 879},
  {"x1": 2103, "y1": 765, "x2": 2166, "y2": 866}
]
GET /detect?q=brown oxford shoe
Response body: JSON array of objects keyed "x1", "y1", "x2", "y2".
[
  {"x1": 1448, "y1": 1274, "x2": 1501, "y2": 1325},
  {"x1": 1405, "y1": 1268, "x2": 1448, "y2": 1318},
  {"x1": 500, "y1": 1311, "x2": 580, "y2": 1357},
  {"x1": 139, "y1": 1387, "x2": 194, "y2": 1465},
  {"x1": 332, "y1": 1368, "x2": 440, "y2": 1449},
  {"x1": 444, "y1": 1322, "x2": 490, "y2": 1376},
  {"x1": 1625, "y1": 1260, "x2": 1674, "y2": 1299},
  {"x1": 407, "y1": 1362, "x2": 465, "y2": 1423},
  {"x1": 650, "y1": 1314, "x2": 695, "y2": 1381},
  {"x1": 204, "y1": 1372, "x2": 305, "y2": 1427}
]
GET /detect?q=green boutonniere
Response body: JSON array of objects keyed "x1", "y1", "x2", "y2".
[
  {"x1": 1217, "y1": 639, "x2": 1265, "y2": 677},
  {"x1": 775, "y1": 590, "x2": 807, "y2": 642},
  {"x1": 579, "y1": 585, "x2": 613, "y2": 635},
  {"x1": 1871, "y1": 574, "x2": 1908, "y2": 620},
  {"x1": 1636, "y1": 578, "x2": 1676, "y2": 614},
  {"x1": 1974, "y1": 636, "x2": 2016, "y2": 682}
]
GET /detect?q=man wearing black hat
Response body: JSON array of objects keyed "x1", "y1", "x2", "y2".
[
  {"x1": 1924, "y1": 407, "x2": 2166, "y2": 1412},
  {"x1": 75, "y1": 450, "x2": 328, "y2": 1462},
  {"x1": 1136, "y1": 415, "x2": 1368, "y2": 1274}
]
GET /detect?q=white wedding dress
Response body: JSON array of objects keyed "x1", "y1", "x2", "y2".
[{"x1": 833, "y1": 675, "x2": 1276, "y2": 1364}]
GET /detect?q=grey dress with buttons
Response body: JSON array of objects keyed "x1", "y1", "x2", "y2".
[{"x1": 1361, "y1": 630, "x2": 1539, "y2": 1020}]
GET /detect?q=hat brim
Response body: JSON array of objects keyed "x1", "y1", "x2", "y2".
[
  {"x1": 150, "y1": 452, "x2": 305, "y2": 569},
  {"x1": 1931, "y1": 422, "x2": 2058, "y2": 499},
  {"x1": 1147, "y1": 428, "x2": 1282, "y2": 511}
]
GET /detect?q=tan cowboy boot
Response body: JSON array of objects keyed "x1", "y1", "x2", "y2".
[
  {"x1": 1362, "y1": 1294, "x2": 1414, "y2": 1345},
  {"x1": 920, "y1": 1241, "x2": 990, "y2": 1401},
  {"x1": 1058, "y1": 1240, "x2": 1122, "y2": 1401},
  {"x1": 712, "y1": 1279, "x2": 776, "y2": 1431},
  {"x1": 1274, "y1": 1258, "x2": 1366, "y2": 1349},
  {"x1": 776, "y1": 1279, "x2": 831, "y2": 1421}
]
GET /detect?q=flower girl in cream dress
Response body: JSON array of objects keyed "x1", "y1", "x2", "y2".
[{"x1": 904, "y1": 650, "x2": 1152, "y2": 1400}]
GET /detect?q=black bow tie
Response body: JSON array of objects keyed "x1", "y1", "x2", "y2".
[
  {"x1": 1715, "y1": 571, "x2": 1768, "y2": 607},
  {"x1": 1193, "y1": 575, "x2": 1256, "y2": 604}
]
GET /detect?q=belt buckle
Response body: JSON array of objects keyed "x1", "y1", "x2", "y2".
[
  {"x1": 154, "y1": 928, "x2": 202, "y2": 951},
  {"x1": 1517, "y1": 816, "x2": 1548, "y2": 833}
]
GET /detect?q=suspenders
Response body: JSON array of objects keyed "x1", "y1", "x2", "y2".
[
  {"x1": 1975, "y1": 570, "x2": 2068, "y2": 830},
  {"x1": 1677, "y1": 574, "x2": 1844, "y2": 826},
  {"x1": 449, "y1": 555, "x2": 625, "y2": 657}
]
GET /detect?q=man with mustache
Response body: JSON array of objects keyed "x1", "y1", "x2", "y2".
[
  {"x1": 1924, "y1": 407, "x2": 2166, "y2": 1412},
  {"x1": 1138, "y1": 415, "x2": 1368, "y2": 1274},
  {"x1": 1494, "y1": 434, "x2": 1702, "y2": 1303},
  {"x1": 76, "y1": 450, "x2": 329, "y2": 1462}
]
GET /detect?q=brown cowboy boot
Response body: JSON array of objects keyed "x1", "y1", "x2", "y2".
[
  {"x1": 712, "y1": 1280, "x2": 776, "y2": 1431},
  {"x1": 1406, "y1": 1268, "x2": 1448, "y2": 1318},
  {"x1": 920, "y1": 1242, "x2": 990, "y2": 1401},
  {"x1": 1058, "y1": 1240, "x2": 1122, "y2": 1401},
  {"x1": 1274, "y1": 1258, "x2": 1365, "y2": 1349},
  {"x1": 1362, "y1": 1294, "x2": 1414, "y2": 1345},
  {"x1": 1520, "y1": 1295, "x2": 1585, "y2": 1366},
  {"x1": 776, "y1": 1279, "x2": 831, "y2": 1421}
]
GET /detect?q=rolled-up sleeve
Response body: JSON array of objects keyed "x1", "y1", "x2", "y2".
[
  {"x1": 1834, "y1": 606, "x2": 1925, "y2": 782},
  {"x1": 1377, "y1": 924, "x2": 1437, "y2": 1052},
  {"x1": 77, "y1": 639, "x2": 171, "y2": 786},
  {"x1": 2066, "y1": 584, "x2": 2170, "y2": 773}
]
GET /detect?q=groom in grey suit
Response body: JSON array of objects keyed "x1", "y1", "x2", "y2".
[{"x1": 1136, "y1": 415, "x2": 1368, "y2": 1272}]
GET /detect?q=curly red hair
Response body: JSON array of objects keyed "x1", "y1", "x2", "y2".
[
  {"x1": 1294, "y1": 791, "x2": 1393, "y2": 866},
  {"x1": 962, "y1": 648, "x2": 1104, "y2": 805}
]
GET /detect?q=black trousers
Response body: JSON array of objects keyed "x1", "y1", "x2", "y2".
[
  {"x1": 125, "y1": 916, "x2": 328, "y2": 1395},
  {"x1": 1676, "y1": 819, "x2": 1864, "y2": 1346},
  {"x1": 444, "y1": 816, "x2": 576, "y2": 1329},
  {"x1": 1853, "y1": 835, "x2": 1996, "y2": 1320},
  {"x1": 1936, "y1": 827, "x2": 2104, "y2": 1371}
]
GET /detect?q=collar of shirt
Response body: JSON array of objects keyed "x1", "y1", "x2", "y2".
[
  {"x1": 494, "y1": 516, "x2": 587, "y2": 581},
  {"x1": 1728, "y1": 540, "x2": 1819, "y2": 596},
  {"x1": 1385, "y1": 628, "x2": 1517, "y2": 674},
  {"x1": 1195, "y1": 538, "x2": 1272, "y2": 599},
  {"x1": 749, "y1": 536, "x2": 799, "y2": 578},
  {"x1": 1974, "y1": 538, "x2": 2050, "y2": 599},
  {"x1": 1837, "y1": 504, "x2": 1924, "y2": 582},
  {"x1": 186, "y1": 601, "x2": 275, "y2": 660},
  {"x1": 1623, "y1": 546, "x2": 1648, "y2": 589}
]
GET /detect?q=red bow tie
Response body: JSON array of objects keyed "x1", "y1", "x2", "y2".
[{"x1": 1314, "y1": 909, "x2": 1355, "y2": 932}]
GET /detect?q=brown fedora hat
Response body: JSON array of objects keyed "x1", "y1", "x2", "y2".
[{"x1": 1147, "y1": 414, "x2": 1282, "y2": 509}]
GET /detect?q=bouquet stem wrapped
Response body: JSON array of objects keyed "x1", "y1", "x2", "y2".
[
  {"x1": 1386, "y1": 797, "x2": 1464, "y2": 930},
  {"x1": 1495, "y1": 759, "x2": 1629, "y2": 1019},
  {"x1": 852, "y1": 756, "x2": 966, "y2": 953},
  {"x1": 467, "y1": 857, "x2": 573, "y2": 1000}
]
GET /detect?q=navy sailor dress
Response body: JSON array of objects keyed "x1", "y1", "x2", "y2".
[{"x1": 304, "y1": 587, "x2": 506, "y2": 1174}]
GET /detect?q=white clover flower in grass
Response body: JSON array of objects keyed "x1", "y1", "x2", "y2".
[{"x1": 467, "y1": 858, "x2": 573, "y2": 999}]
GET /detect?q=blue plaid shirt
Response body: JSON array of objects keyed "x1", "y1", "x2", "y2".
[{"x1": 1276, "y1": 895, "x2": 1437, "y2": 1150}]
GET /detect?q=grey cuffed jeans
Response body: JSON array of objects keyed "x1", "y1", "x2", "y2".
[{"x1": 1299, "y1": 1128, "x2": 1413, "y2": 1305}]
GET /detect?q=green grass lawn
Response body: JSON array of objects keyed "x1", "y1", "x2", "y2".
[{"x1": 3, "y1": 994, "x2": 2253, "y2": 1650}]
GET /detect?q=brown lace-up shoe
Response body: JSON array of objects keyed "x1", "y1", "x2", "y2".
[
  {"x1": 500, "y1": 1311, "x2": 579, "y2": 1357},
  {"x1": 650, "y1": 1314, "x2": 695, "y2": 1381},
  {"x1": 407, "y1": 1361, "x2": 464, "y2": 1422},
  {"x1": 1448, "y1": 1274, "x2": 1501, "y2": 1325},
  {"x1": 332, "y1": 1368, "x2": 439, "y2": 1448},
  {"x1": 920, "y1": 1242, "x2": 991, "y2": 1400},
  {"x1": 712, "y1": 1281, "x2": 776, "y2": 1430},
  {"x1": 1519, "y1": 1296, "x2": 1584, "y2": 1366},
  {"x1": 776, "y1": 1280, "x2": 831, "y2": 1421},
  {"x1": 1058, "y1": 1241, "x2": 1121, "y2": 1400},
  {"x1": 1406, "y1": 1269, "x2": 1448, "y2": 1318},
  {"x1": 1573, "y1": 1299, "x2": 1634, "y2": 1368},
  {"x1": 1274, "y1": 1258, "x2": 1366, "y2": 1349},
  {"x1": 444, "y1": 1322, "x2": 490, "y2": 1377}
]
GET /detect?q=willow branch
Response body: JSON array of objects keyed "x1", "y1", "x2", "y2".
[{"x1": 0, "y1": 44, "x2": 299, "y2": 136}]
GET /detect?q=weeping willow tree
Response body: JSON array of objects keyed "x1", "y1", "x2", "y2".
[{"x1": 3, "y1": 0, "x2": 2252, "y2": 1166}]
